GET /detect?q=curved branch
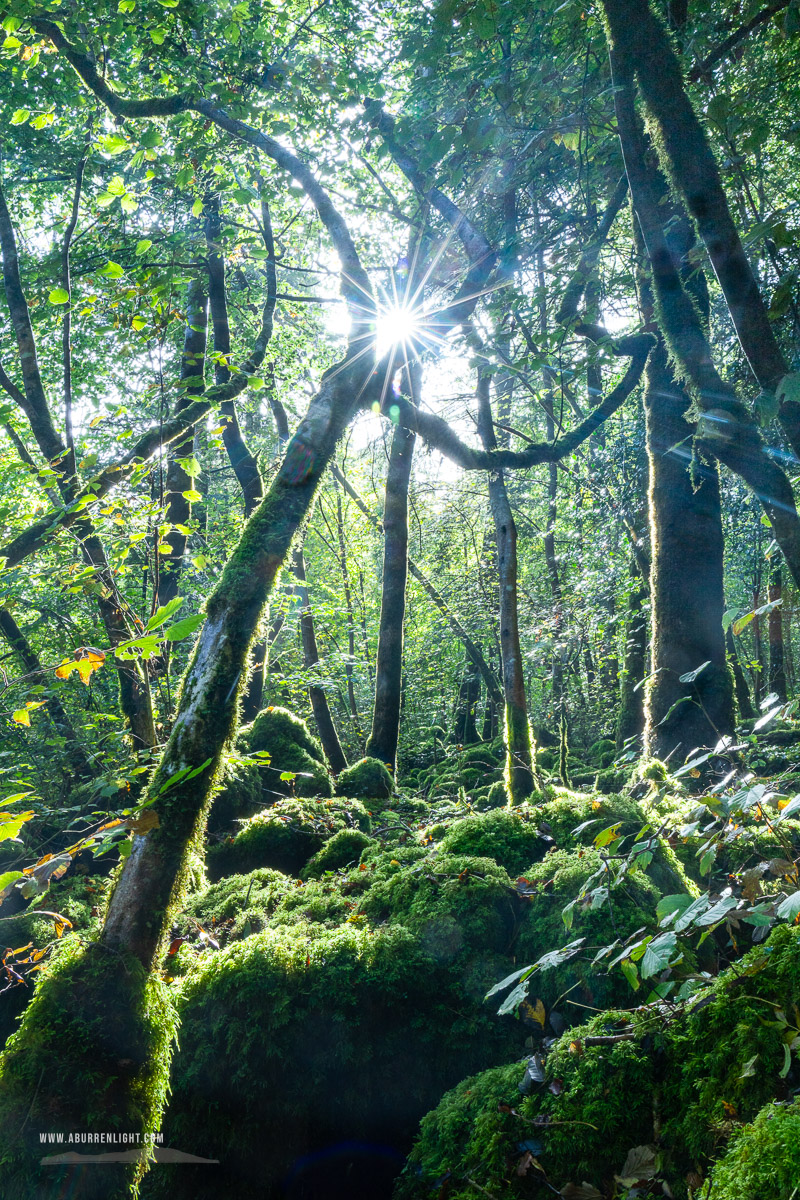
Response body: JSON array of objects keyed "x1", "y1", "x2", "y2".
[{"x1": 30, "y1": 17, "x2": 373, "y2": 315}]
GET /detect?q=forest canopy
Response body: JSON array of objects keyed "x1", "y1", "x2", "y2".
[{"x1": 1, "y1": 0, "x2": 800, "y2": 1196}]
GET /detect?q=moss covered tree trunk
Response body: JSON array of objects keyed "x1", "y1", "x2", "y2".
[
  {"x1": 366, "y1": 420, "x2": 416, "y2": 772},
  {"x1": 726, "y1": 625, "x2": 756, "y2": 720},
  {"x1": 769, "y1": 557, "x2": 788, "y2": 701},
  {"x1": 600, "y1": 0, "x2": 800, "y2": 455},
  {"x1": 642, "y1": 335, "x2": 734, "y2": 757},
  {"x1": 476, "y1": 370, "x2": 536, "y2": 801},
  {"x1": 615, "y1": 558, "x2": 649, "y2": 750},
  {"x1": 0, "y1": 356, "x2": 369, "y2": 1199}
]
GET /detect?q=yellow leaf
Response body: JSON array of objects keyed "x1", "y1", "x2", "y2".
[
  {"x1": 54, "y1": 660, "x2": 77, "y2": 680},
  {"x1": 12, "y1": 709, "x2": 30, "y2": 727},
  {"x1": 127, "y1": 810, "x2": 160, "y2": 835}
]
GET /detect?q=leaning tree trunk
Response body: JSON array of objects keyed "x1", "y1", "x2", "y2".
[
  {"x1": 768, "y1": 556, "x2": 788, "y2": 701},
  {"x1": 0, "y1": 353, "x2": 367, "y2": 1200},
  {"x1": 366, "y1": 420, "x2": 416, "y2": 772}
]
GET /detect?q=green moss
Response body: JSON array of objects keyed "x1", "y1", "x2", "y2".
[
  {"x1": 394, "y1": 1062, "x2": 525, "y2": 1198},
  {"x1": 711, "y1": 1100, "x2": 800, "y2": 1199},
  {"x1": 0, "y1": 936, "x2": 176, "y2": 1200},
  {"x1": 481, "y1": 781, "x2": 508, "y2": 809},
  {"x1": 661, "y1": 923, "x2": 800, "y2": 1172},
  {"x1": 588, "y1": 738, "x2": 616, "y2": 767},
  {"x1": 515, "y1": 847, "x2": 662, "y2": 1011},
  {"x1": 397, "y1": 1013, "x2": 655, "y2": 1199},
  {"x1": 336, "y1": 756, "x2": 394, "y2": 800},
  {"x1": 179, "y1": 867, "x2": 291, "y2": 943},
  {"x1": 358, "y1": 853, "x2": 517, "y2": 963},
  {"x1": 207, "y1": 796, "x2": 371, "y2": 879},
  {"x1": 301, "y1": 828, "x2": 376, "y2": 878},
  {"x1": 439, "y1": 807, "x2": 545, "y2": 877},
  {"x1": 240, "y1": 706, "x2": 333, "y2": 797},
  {"x1": 146, "y1": 923, "x2": 523, "y2": 1200}
]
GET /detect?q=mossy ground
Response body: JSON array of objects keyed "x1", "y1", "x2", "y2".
[{"x1": 4, "y1": 713, "x2": 800, "y2": 1200}]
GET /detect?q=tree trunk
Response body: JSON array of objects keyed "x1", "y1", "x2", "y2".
[
  {"x1": 293, "y1": 547, "x2": 348, "y2": 773},
  {"x1": 768, "y1": 557, "x2": 788, "y2": 701},
  {"x1": 157, "y1": 278, "x2": 208, "y2": 610},
  {"x1": 615, "y1": 558, "x2": 649, "y2": 749},
  {"x1": 366, "y1": 421, "x2": 416, "y2": 772},
  {"x1": 726, "y1": 625, "x2": 756, "y2": 720},
  {"x1": 476, "y1": 370, "x2": 537, "y2": 801},
  {"x1": 452, "y1": 660, "x2": 481, "y2": 745},
  {"x1": 642, "y1": 336, "x2": 734, "y2": 758},
  {"x1": 334, "y1": 483, "x2": 364, "y2": 739},
  {"x1": 0, "y1": 355, "x2": 367, "y2": 1199}
]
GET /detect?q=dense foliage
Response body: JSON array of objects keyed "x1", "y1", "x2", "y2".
[{"x1": 1, "y1": 0, "x2": 800, "y2": 1196}]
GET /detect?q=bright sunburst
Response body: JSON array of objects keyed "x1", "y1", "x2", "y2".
[{"x1": 373, "y1": 303, "x2": 425, "y2": 359}]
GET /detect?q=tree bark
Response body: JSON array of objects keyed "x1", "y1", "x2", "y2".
[
  {"x1": 157, "y1": 277, "x2": 208, "y2": 610},
  {"x1": 615, "y1": 558, "x2": 649, "y2": 749},
  {"x1": 293, "y1": 547, "x2": 348, "y2": 773},
  {"x1": 726, "y1": 625, "x2": 756, "y2": 720},
  {"x1": 476, "y1": 370, "x2": 537, "y2": 801},
  {"x1": 366, "y1": 421, "x2": 416, "y2": 772},
  {"x1": 768, "y1": 557, "x2": 788, "y2": 701}
]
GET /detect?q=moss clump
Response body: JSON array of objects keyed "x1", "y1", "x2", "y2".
[
  {"x1": 240, "y1": 706, "x2": 333, "y2": 798},
  {"x1": 639, "y1": 757, "x2": 669, "y2": 782},
  {"x1": 661, "y1": 923, "x2": 800, "y2": 1171},
  {"x1": 0, "y1": 937, "x2": 175, "y2": 1200},
  {"x1": 207, "y1": 796, "x2": 371, "y2": 879},
  {"x1": 588, "y1": 737, "x2": 616, "y2": 767},
  {"x1": 179, "y1": 868, "x2": 291, "y2": 943},
  {"x1": 336, "y1": 756, "x2": 394, "y2": 800},
  {"x1": 397, "y1": 1012, "x2": 655, "y2": 1199},
  {"x1": 358, "y1": 853, "x2": 518, "y2": 966},
  {"x1": 514, "y1": 847, "x2": 663, "y2": 1011},
  {"x1": 439, "y1": 807, "x2": 545, "y2": 877},
  {"x1": 482, "y1": 781, "x2": 508, "y2": 809},
  {"x1": 146, "y1": 924, "x2": 523, "y2": 1200},
  {"x1": 301, "y1": 828, "x2": 376, "y2": 878},
  {"x1": 711, "y1": 1100, "x2": 800, "y2": 1199}
]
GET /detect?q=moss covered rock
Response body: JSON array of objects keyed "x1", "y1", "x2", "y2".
[
  {"x1": 711, "y1": 1100, "x2": 800, "y2": 1199},
  {"x1": 336, "y1": 756, "x2": 394, "y2": 801},
  {"x1": 179, "y1": 867, "x2": 291, "y2": 944},
  {"x1": 396, "y1": 1012, "x2": 655, "y2": 1199},
  {"x1": 145, "y1": 924, "x2": 524, "y2": 1200},
  {"x1": 438, "y1": 807, "x2": 546, "y2": 877},
  {"x1": 301, "y1": 828, "x2": 377, "y2": 878},
  {"x1": 207, "y1": 797, "x2": 371, "y2": 879},
  {"x1": 241, "y1": 706, "x2": 334, "y2": 798}
]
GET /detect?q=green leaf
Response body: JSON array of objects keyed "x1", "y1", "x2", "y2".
[
  {"x1": 656, "y1": 893, "x2": 692, "y2": 927},
  {"x1": 48, "y1": 288, "x2": 69, "y2": 305},
  {"x1": 620, "y1": 958, "x2": 640, "y2": 990},
  {"x1": 640, "y1": 932, "x2": 677, "y2": 979},
  {"x1": 146, "y1": 596, "x2": 183, "y2": 632},
  {"x1": 777, "y1": 890, "x2": 800, "y2": 921},
  {"x1": 101, "y1": 261, "x2": 124, "y2": 280},
  {"x1": 164, "y1": 613, "x2": 206, "y2": 641},
  {"x1": 777, "y1": 371, "x2": 800, "y2": 406},
  {"x1": 182, "y1": 489, "x2": 202, "y2": 502},
  {"x1": 118, "y1": 0, "x2": 136, "y2": 11},
  {"x1": 192, "y1": 197, "x2": 203, "y2": 217},
  {"x1": 10, "y1": 109, "x2": 29, "y2": 125},
  {"x1": 135, "y1": 239, "x2": 152, "y2": 257},
  {"x1": 150, "y1": 26, "x2": 167, "y2": 44},
  {"x1": 176, "y1": 456, "x2": 201, "y2": 477},
  {"x1": 0, "y1": 869, "x2": 24, "y2": 895}
]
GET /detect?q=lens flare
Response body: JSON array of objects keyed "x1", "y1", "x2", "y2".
[{"x1": 374, "y1": 304, "x2": 424, "y2": 358}]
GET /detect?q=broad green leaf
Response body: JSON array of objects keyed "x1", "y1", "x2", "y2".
[
  {"x1": 48, "y1": 288, "x2": 69, "y2": 305},
  {"x1": 777, "y1": 890, "x2": 800, "y2": 921},
  {"x1": 135, "y1": 240, "x2": 152, "y2": 257},
  {"x1": 146, "y1": 596, "x2": 183, "y2": 632},
  {"x1": 10, "y1": 109, "x2": 29, "y2": 125},
  {"x1": 164, "y1": 613, "x2": 206, "y2": 641}
]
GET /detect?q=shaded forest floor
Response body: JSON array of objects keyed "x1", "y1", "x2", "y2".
[{"x1": 4, "y1": 711, "x2": 800, "y2": 1199}]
